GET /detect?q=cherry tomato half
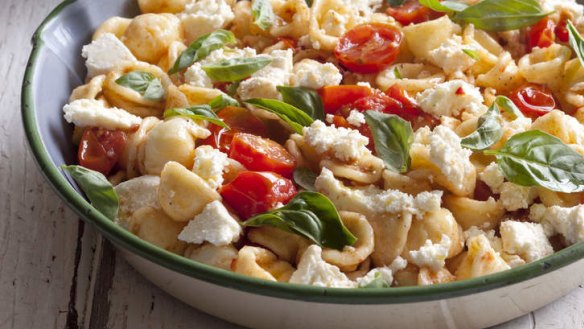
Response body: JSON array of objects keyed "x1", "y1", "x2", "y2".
[
  {"x1": 335, "y1": 23, "x2": 403, "y2": 74},
  {"x1": 78, "y1": 127, "x2": 127, "y2": 176},
  {"x1": 386, "y1": 0, "x2": 444, "y2": 26},
  {"x1": 200, "y1": 106, "x2": 269, "y2": 153},
  {"x1": 229, "y1": 133, "x2": 296, "y2": 178},
  {"x1": 555, "y1": 18, "x2": 570, "y2": 43},
  {"x1": 526, "y1": 17, "x2": 556, "y2": 52},
  {"x1": 221, "y1": 171, "x2": 297, "y2": 219},
  {"x1": 320, "y1": 85, "x2": 373, "y2": 114},
  {"x1": 508, "y1": 83, "x2": 557, "y2": 119}
]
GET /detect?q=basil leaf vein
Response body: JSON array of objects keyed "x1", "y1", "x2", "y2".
[
  {"x1": 364, "y1": 111, "x2": 413, "y2": 173},
  {"x1": 277, "y1": 86, "x2": 325, "y2": 121},
  {"x1": 202, "y1": 57, "x2": 272, "y2": 82},
  {"x1": 461, "y1": 104, "x2": 503, "y2": 151},
  {"x1": 244, "y1": 192, "x2": 357, "y2": 250},
  {"x1": 252, "y1": 0, "x2": 275, "y2": 30},
  {"x1": 245, "y1": 98, "x2": 314, "y2": 134},
  {"x1": 484, "y1": 130, "x2": 584, "y2": 193},
  {"x1": 293, "y1": 168, "x2": 318, "y2": 192},
  {"x1": 115, "y1": 71, "x2": 164, "y2": 101},
  {"x1": 168, "y1": 29, "x2": 236, "y2": 74},
  {"x1": 453, "y1": 0, "x2": 551, "y2": 32},
  {"x1": 62, "y1": 165, "x2": 119, "y2": 221},
  {"x1": 164, "y1": 105, "x2": 230, "y2": 129}
]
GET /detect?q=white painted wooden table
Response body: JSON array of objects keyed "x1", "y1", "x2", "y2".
[{"x1": 1, "y1": 1, "x2": 583, "y2": 328}]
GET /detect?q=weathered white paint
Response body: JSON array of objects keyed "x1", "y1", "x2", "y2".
[{"x1": 1, "y1": 0, "x2": 584, "y2": 328}]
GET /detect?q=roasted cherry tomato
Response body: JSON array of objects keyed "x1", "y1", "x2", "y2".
[
  {"x1": 220, "y1": 171, "x2": 297, "y2": 219},
  {"x1": 229, "y1": 133, "x2": 296, "y2": 178},
  {"x1": 335, "y1": 23, "x2": 403, "y2": 74},
  {"x1": 555, "y1": 18, "x2": 570, "y2": 43},
  {"x1": 78, "y1": 127, "x2": 127, "y2": 176},
  {"x1": 320, "y1": 85, "x2": 373, "y2": 114},
  {"x1": 386, "y1": 0, "x2": 444, "y2": 26},
  {"x1": 526, "y1": 17, "x2": 556, "y2": 52},
  {"x1": 508, "y1": 83, "x2": 556, "y2": 119},
  {"x1": 200, "y1": 106, "x2": 268, "y2": 153}
]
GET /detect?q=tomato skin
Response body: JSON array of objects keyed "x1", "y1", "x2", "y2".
[
  {"x1": 229, "y1": 133, "x2": 296, "y2": 178},
  {"x1": 555, "y1": 18, "x2": 570, "y2": 43},
  {"x1": 320, "y1": 85, "x2": 373, "y2": 114},
  {"x1": 78, "y1": 127, "x2": 127, "y2": 176},
  {"x1": 220, "y1": 171, "x2": 297, "y2": 219},
  {"x1": 386, "y1": 0, "x2": 444, "y2": 26},
  {"x1": 508, "y1": 83, "x2": 557, "y2": 119},
  {"x1": 200, "y1": 106, "x2": 268, "y2": 153},
  {"x1": 335, "y1": 23, "x2": 403, "y2": 74},
  {"x1": 526, "y1": 17, "x2": 556, "y2": 52}
]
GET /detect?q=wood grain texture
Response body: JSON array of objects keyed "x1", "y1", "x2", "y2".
[{"x1": 1, "y1": 0, "x2": 583, "y2": 328}]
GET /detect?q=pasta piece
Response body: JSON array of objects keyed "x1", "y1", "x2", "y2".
[
  {"x1": 128, "y1": 206, "x2": 187, "y2": 254},
  {"x1": 518, "y1": 44, "x2": 571, "y2": 91},
  {"x1": 455, "y1": 235, "x2": 510, "y2": 280},
  {"x1": 115, "y1": 175, "x2": 161, "y2": 226},
  {"x1": 157, "y1": 41, "x2": 187, "y2": 73},
  {"x1": 537, "y1": 187, "x2": 583, "y2": 208},
  {"x1": 531, "y1": 110, "x2": 584, "y2": 146},
  {"x1": 320, "y1": 155, "x2": 384, "y2": 185},
  {"x1": 158, "y1": 161, "x2": 221, "y2": 222},
  {"x1": 230, "y1": 1, "x2": 275, "y2": 50},
  {"x1": 233, "y1": 246, "x2": 295, "y2": 282},
  {"x1": 93, "y1": 17, "x2": 132, "y2": 40},
  {"x1": 376, "y1": 63, "x2": 445, "y2": 95},
  {"x1": 392, "y1": 264, "x2": 420, "y2": 287},
  {"x1": 382, "y1": 170, "x2": 432, "y2": 196},
  {"x1": 417, "y1": 267, "x2": 456, "y2": 286},
  {"x1": 247, "y1": 226, "x2": 310, "y2": 264},
  {"x1": 184, "y1": 243, "x2": 238, "y2": 271},
  {"x1": 120, "y1": 117, "x2": 161, "y2": 178},
  {"x1": 138, "y1": 0, "x2": 190, "y2": 14},
  {"x1": 462, "y1": 24, "x2": 503, "y2": 75},
  {"x1": 69, "y1": 75, "x2": 106, "y2": 102},
  {"x1": 444, "y1": 196, "x2": 505, "y2": 230},
  {"x1": 122, "y1": 13, "x2": 183, "y2": 63},
  {"x1": 269, "y1": 0, "x2": 311, "y2": 39},
  {"x1": 178, "y1": 85, "x2": 224, "y2": 106},
  {"x1": 402, "y1": 16, "x2": 460, "y2": 61},
  {"x1": 476, "y1": 52, "x2": 524, "y2": 93}
]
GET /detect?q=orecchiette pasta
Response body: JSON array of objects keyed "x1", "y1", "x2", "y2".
[
  {"x1": 128, "y1": 206, "x2": 187, "y2": 253},
  {"x1": 122, "y1": 13, "x2": 183, "y2": 63},
  {"x1": 138, "y1": 0, "x2": 190, "y2": 14},
  {"x1": 233, "y1": 246, "x2": 295, "y2": 282},
  {"x1": 184, "y1": 243, "x2": 238, "y2": 271}
]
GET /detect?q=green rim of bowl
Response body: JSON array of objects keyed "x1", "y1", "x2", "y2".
[{"x1": 21, "y1": 0, "x2": 584, "y2": 305}]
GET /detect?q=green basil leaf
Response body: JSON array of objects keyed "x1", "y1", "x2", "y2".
[
  {"x1": 164, "y1": 105, "x2": 230, "y2": 129},
  {"x1": 419, "y1": 0, "x2": 467, "y2": 12},
  {"x1": 386, "y1": 0, "x2": 405, "y2": 7},
  {"x1": 245, "y1": 98, "x2": 314, "y2": 134},
  {"x1": 567, "y1": 20, "x2": 584, "y2": 68},
  {"x1": 454, "y1": 0, "x2": 551, "y2": 32},
  {"x1": 61, "y1": 165, "x2": 119, "y2": 221},
  {"x1": 244, "y1": 192, "x2": 357, "y2": 250},
  {"x1": 293, "y1": 168, "x2": 318, "y2": 192},
  {"x1": 209, "y1": 93, "x2": 240, "y2": 111},
  {"x1": 252, "y1": 0, "x2": 275, "y2": 30},
  {"x1": 115, "y1": 71, "x2": 164, "y2": 101},
  {"x1": 277, "y1": 86, "x2": 325, "y2": 121},
  {"x1": 359, "y1": 272, "x2": 391, "y2": 289},
  {"x1": 462, "y1": 48, "x2": 480, "y2": 60},
  {"x1": 484, "y1": 130, "x2": 584, "y2": 193},
  {"x1": 202, "y1": 57, "x2": 272, "y2": 82},
  {"x1": 364, "y1": 111, "x2": 413, "y2": 173},
  {"x1": 495, "y1": 95, "x2": 524, "y2": 119},
  {"x1": 305, "y1": 0, "x2": 313, "y2": 6},
  {"x1": 168, "y1": 30, "x2": 236, "y2": 74},
  {"x1": 461, "y1": 105, "x2": 503, "y2": 151},
  {"x1": 393, "y1": 66, "x2": 403, "y2": 79}
]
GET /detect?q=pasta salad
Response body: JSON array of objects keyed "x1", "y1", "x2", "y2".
[{"x1": 62, "y1": 0, "x2": 584, "y2": 288}]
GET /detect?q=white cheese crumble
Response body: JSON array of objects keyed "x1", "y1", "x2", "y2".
[
  {"x1": 178, "y1": 201, "x2": 242, "y2": 246},
  {"x1": 356, "y1": 267, "x2": 394, "y2": 287},
  {"x1": 500, "y1": 221, "x2": 553, "y2": 263},
  {"x1": 290, "y1": 59, "x2": 343, "y2": 90},
  {"x1": 180, "y1": 0, "x2": 235, "y2": 42},
  {"x1": 82, "y1": 33, "x2": 136, "y2": 79},
  {"x1": 346, "y1": 110, "x2": 366, "y2": 127},
  {"x1": 499, "y1": 182, "x2": 537, "y2": 212},
  {"x1": 192, "y1": 146, "x2": 230, "y2": 190},
  {"x1": 479, "y1": 162, "x2": 505, "y2": 194},
  {"x1": 289, "y1": 245, "x2": 356, "y2": 288},
  {"x1": 429, "y1": 35, "x2": 476, "y2": 75},
  {"x1": 63, "y1": 99, "x2": 142, "y2": 130},
  {"x1": 303, "y1": 120, "x2": 370, "y2": 162},
  {"x1": 463, "y1": 226, "x2": 502, "y2": 251},
  {"x1": 416, "y1": 80, "x2": 487, "y2": 119},
  {"x1": 238, "y1": 49, "x2": 294, "y2": 100},
  {"x1": 184, "y1": 63, "x2": 213, "y2": 88},
  {"x1": 530, "y1": 204, "x2": 584, "y2": 245},
  {"x1": 199, "y1": 47, "x2": 258, "y2": 66},
  {"x1": 409, "y1": 234, "x2": 452, "y2": 271},
  {"x1": 412, "y1": 190, "x2": 443, "y2": 218}
]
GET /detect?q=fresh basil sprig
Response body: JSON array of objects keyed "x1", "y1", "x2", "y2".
[
  {"x1": 168, "y1": 30, "x2": 236, "y2": 74},
  {"x1": 359, "y1": 272, "x2": 391, "y2": 289},
  {"x1": 495, "y1": 96, "x2": 524, "y2": 119},
  {"x1": 364, "y1": 111, "x2": 413, "y2": 173},
  {"x1": 567, "y1": 20, "x2": 584, "y2": 68},
  {"x1": 164, "y1": 105, "x2": 230, "y2": 129},
  {"x1": 419, "y1": 0, "x2": 468, "y2": 12},
  {"x1": 484, "y1": 130, "x2": 584, "y2": 193},
  {"x1": 202, "y1": 57, "x2": 272, "y2": 82},
  {"x1": 293, "y1": 168, "x2": 318, "y2": 192},
  {"x1": 209, "y1": 93, "x2": 240, "y2": 111},
  {"x1": 62, "y1": 165, "x2": 119, "y2": 221},
  {"x1": 252, "y1": 0, "x2": 275, "y2": 30},
  {"x1": 115, "y1": 71, "x2": 164, "y2": 101},
  {"x1": 245, "y1": 98, "x2": 314, "y2": 134},
  {"x1": 461, "y1": 104, "x2": 503, "y2": 151},
  {"x1": 277, "y1": 86, "x2": 325, "y2": 121},
  {"x1": 244, "y1": 192, "x2": 357, "y2": 250}
]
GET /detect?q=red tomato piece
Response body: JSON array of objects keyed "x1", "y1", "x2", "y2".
[
  {"x1": 508, "y1": 83, "x2": 557, "y2": 119},
  {"x1": 320, "y1": 85, "x2": 373, "y2": 114},
  {"x1": 526, "y1": 17, "x2": 556, "y2": 52},
  {"x1": 335, "y1": 23, "x2": 403, "y2": 74},
  {"x1": 386, "y1": 0, "x2": 444, "y2": 26},
  {"x1": 555, "y1": 18, "x2": 570, "y2": 43},
  {"x1": 78, "y1": 127, "x2": 127, "y2": 176},
  {"x1": 229, "y1": 133, "x2": 296, "y2": 178},
  {"x1": 200, "y1": 106, "x2": 269, "y2": 153},
  {"x1": 220, "y1": 171, "x2": 297, "y2": 219}
]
